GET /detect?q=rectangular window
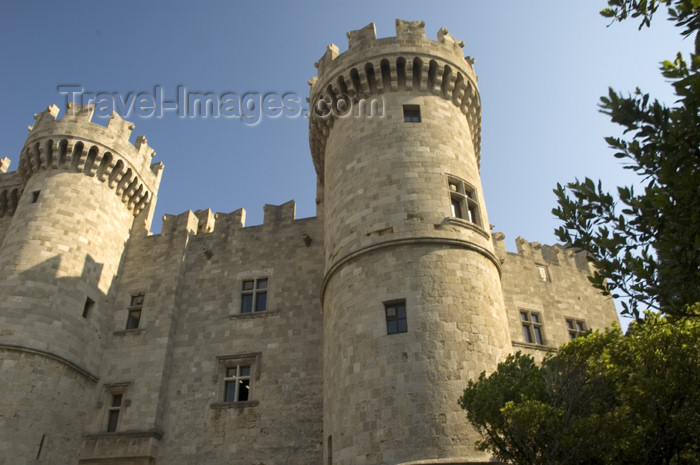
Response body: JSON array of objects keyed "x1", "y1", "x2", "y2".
[
  {"x1": 106, "y1": 394, "x2": 122, "y2": 432},
  {"x1": 241, "y1": 278, "x2": 268, "y2": 313},
  {"x1": 566, "y1": 318, "x2": 587, "y2": 339},
  {"x1": 125, "y1": 293, "x2": 144, "y2": 329},
  {"x1": 32, "y1": 190, "x2": 40, "y2": 203},
  {"x1": 536, "y1": 265, "x2": 550, "y2": 282},
  {"x1": 521, "y1": 310, "x2": 545, "y2": 345},
  {"x1": 224, "y1": 364, "x2": 251, "y2": 402},
  {"x1": 82, "y1": 297, "x2": 94, "y2": 319},
  {"x1": 403, "y1": 105, "x2": 421, "y2": 122},
  {"x1": 447, "y1": 175, "x2": 481, "y2": 226},
  {"x1": 213, "y1": 353, "x2": 260, "y2": 409},
  {"x1": 385, "y1": 301, "x2": 407, "y2": 335}
]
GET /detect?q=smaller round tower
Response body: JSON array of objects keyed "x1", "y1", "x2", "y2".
[
  {"x1": 0, "y1": 103, "x2": 162, "y2": 461},
  {"x1": 310, "y1": 20, "x2": 512, "y2": 465}
]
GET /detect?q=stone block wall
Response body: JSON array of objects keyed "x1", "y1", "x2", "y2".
[
  {"x1": 0, "y1": 349, "x2": 95, "y2": 465},
  {"x1": 0, "y1": 161, "x2": 22, "y2": 247},
  {"x1": 78, "y1": 202, "x2": 325, "y2": 465},
  {"x1": 494, "y1": 234, "x2": 619, "y2": 362}
]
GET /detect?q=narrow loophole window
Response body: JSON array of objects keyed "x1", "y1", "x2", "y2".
[{"x1": 83, "y1": 297, "x2": 94, "y2": 318}]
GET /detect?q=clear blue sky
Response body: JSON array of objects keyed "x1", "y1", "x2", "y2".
[{"x1": 0, "y1": 1, "x2": 689, "y2": 250}]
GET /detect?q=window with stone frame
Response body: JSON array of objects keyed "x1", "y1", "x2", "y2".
[
  {"x1": 520, "y1": 310, "x2": 545, "y2": 345},
  {"x1": 125, "y1": 293, "x2": 144, "y2": 329},
  {"x1": 566, "y1": 318, "x2": 587, "y2": 340},
  {"x1": 241, "y1": 278, "x2": 268, "y2": 313},
  {"x1": 106, "y1": 394, "x2": 122, "y2": 432},
  {"x1": 103, "y1": 383, "x2": 129, "y2": 433},
  {"x1": 214, "y1": 353, "x2": 260, "y2": 406},
  {"x1": 385, "y1": 300, "x2": 407, "y2": 335},
  {"x1": 447, "y1": 175, "x2": 481, "y2": 226}
]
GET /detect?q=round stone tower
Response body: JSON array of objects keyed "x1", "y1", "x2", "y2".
[
  {"x1": 310, "y1": 20, "x2": 512, "y2": 465},
  {"x1": 0, "y1": 103, "x2": 162, "y2": 460}
]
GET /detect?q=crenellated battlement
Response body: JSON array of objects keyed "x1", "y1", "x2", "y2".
[
  {"x1": 155, "y1": 201, "x2": 315, "y2": 243},
  {"x1": 0, "y1": 157, "x2": 11, "y2": 174},
  {"x1": 492, "y1": 232, "x2": 592, "y2": 274},
  {"x1": 162, "y1": 200, "x2": 307, "y2": 234},
  {"x1": 17, "y1": 103, "x2": 162, "y2": 216},
  {"x1": 309, "y1": 20, "x2": 481, "y2": 180},
  {"x1": 313, "y1": 20, "x2": 470, "y2": 77}
]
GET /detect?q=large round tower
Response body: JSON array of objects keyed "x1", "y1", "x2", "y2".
[
  {"x1": 310, "y1": 20, "x2": 512, "y2": 465},
  {"x1": 0, "y1": 103, "x2": 162, "y2": 460}
]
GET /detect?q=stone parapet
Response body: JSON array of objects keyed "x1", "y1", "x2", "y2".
[
  {"x1": 17, "y1": 103, "x2": 162, "y2": 216},
  {"x1": 309, "y1": 19, "x2": 481, "y2": 181},
  {"x1": 492, "y1": 233, "x2": 592, "y2": 274}
]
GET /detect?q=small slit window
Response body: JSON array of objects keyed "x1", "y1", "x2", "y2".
[
  {"x1": 403, "y1": 105, "x2": 421, "y2": 123},
  {"x1": 32, "y1": 190, "x2": 40, "y2": 203},
  {"x1": 327, "y1": 435, "x2": 333, "y2": 465},
  {"x1": 82, "y1": 297, "x2": 94, "y2": 319}
]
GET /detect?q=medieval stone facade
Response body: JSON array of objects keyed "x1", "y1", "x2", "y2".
[{"x1": 0, "y1": 20, "x2": 618, "y2": 465}]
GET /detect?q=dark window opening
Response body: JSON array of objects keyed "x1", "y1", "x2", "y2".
[
  {"x1": 385, "y1": 301, "x2": 407, "y2": 334},
  {"x1": 83, "y1": 297, "x2": 94, "y2": 319},
  {"x1": 403, "y1": 105, "x2": 421, "y2": 122},
  {"x1": 241, "y1": 278, "x2": 268, "y2": 313},
  {"x1": 106, "y1": 394, "x2": 122, "y2": 432},
  {"x1": 126, "y1": 309, "x2": 141, "y2": 329},
  {"x1": 566, "y1": 318, "x2": 587, "y2": 339},
  {"x1": 32, "y1": 190, "x2": 40, "y2": 203},
  {"x1": 224, "y1": 365, "x2": 252, "y2": 402},
  {"x1": 126, "y1": 293, "x2": 144, "y2": 329},
  {"x1": 467, "y1": 204, "x2": 479, "y2": 224},
  {"x1": 327, "y1": 435, "x2": 333, "y2": 465},
  {"x1": 521, "y1": 311, "x2": 545, "y2": 345}
]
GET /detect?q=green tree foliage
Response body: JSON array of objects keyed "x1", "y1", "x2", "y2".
[
  {"x1": 460, "y1": 4, "x2": 700, "y2": 463},
  {"x1": 459, "y1": 312, "x2": 700, "y2": 465},
  {"x1": 552, "y1": 0, "x2": 700, "y2": 318}
]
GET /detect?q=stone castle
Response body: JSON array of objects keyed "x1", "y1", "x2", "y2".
[{"x1": 0, "y1": 20, "x2": 618, "y2": 465}]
